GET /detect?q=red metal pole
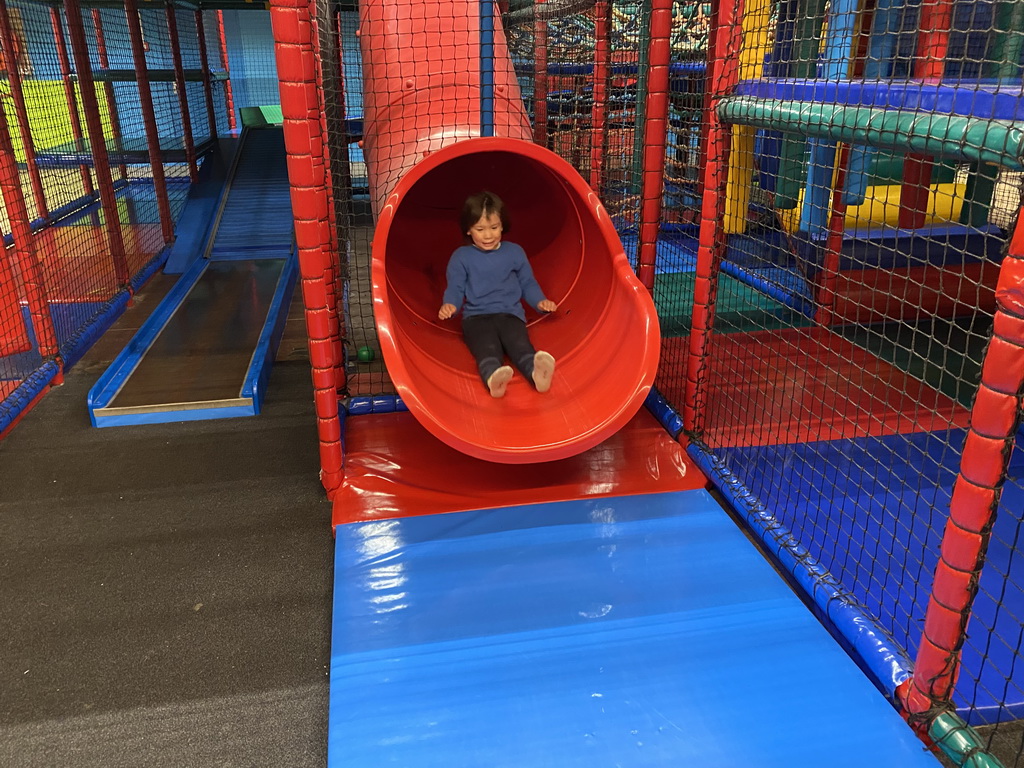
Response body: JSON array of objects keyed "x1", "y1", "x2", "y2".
[
  {"x1": 166, "y1": 3, "x2": 198, "y2": 182},
  {"x1": 815, "y1": 143, "x2": 851, "y2": 326},
  {"x1": 0, "y1": 0, "x2": 49, "y2": 220},
  {"x1": 217, "y1": 10, "x2": 236, "y2": 131},
  {"x1": 270, "y1": 0, "x2": 344, "y2": 495},
  {"x1": 91, "y1": 9, "x2": 128, "y2": 180},
  {"x1": 589, "y1": 0, "x2": 610, "y2": 191},
  {"x1": 195, "y1": 9, "x2": 218, "y2": 140},
  {"x1": 124, "y1": 0, "x2": 174, "y2": 243},
  {"x1": 635, "y1": 0, "x2": 672, "y2": 291},
  {"x1": 683, "y1": 0, "x2": 744, "y2": 433},
  {"x1": 64, "y1": 0, "x2": 130, "y2": 285},
  {"x1": 900, "y1": 154, "x2": 935, "y2": 229},
  {"x1": 899, "y1": 203, "x2": 1024, "y2": 722},
  {"x1": 533, "y1": 1, "x2": 548, "y2": 146},
  {"x1": 0, "y1": 95, "x2": 59, "y2": 358},
  {"x1": 899, "y1": 0, "x2": 953, "y2": 230},
  {"x1": 50, "y1": 6, "x2": 94, "y2": 197}
]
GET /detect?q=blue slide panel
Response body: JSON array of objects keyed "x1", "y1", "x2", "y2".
[
  {"x1": 242, "y1": 250, "x2": 299, "y2": 415},
  {"x1": 328, "y1": 490, "x2": 939, "y2": 767},
  {"x1": 87, "y1": 257, "x2": 211, "y2": 426},
  {"x1": 164, "y1": 137, "x2": 243, "y2": 274}
]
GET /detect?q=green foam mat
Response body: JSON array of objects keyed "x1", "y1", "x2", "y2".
[
  {"x1": 836, "y1": 315, "x2": 991, "y2": 407},
  {"x1": 655, "y1": 272, "x2": 813, "y2": 336},
  {"x1": 240, "y1": 105, "x2": 284, "y2": 127}
]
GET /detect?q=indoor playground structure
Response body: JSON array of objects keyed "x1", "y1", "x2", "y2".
[{"x1": 5, "y1": 0, "x2": 1024, "y2": 764}]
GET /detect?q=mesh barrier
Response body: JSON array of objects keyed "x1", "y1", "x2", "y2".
[
  {"x1": 648, "y1": 0, "x2": 1024, "y2": 761},
  {"x1": 0, "y1": 0, "x2": 227, "y2": 431}
]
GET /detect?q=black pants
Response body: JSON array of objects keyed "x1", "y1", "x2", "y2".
[{"x1": 462, "y1": 313, "x2": 536, "y2": 385}]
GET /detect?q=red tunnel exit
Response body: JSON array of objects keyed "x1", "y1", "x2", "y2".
[
  {"x1": 360, "y1": 0, "x2": 659, "y2": 463},
  {"x1": 372, "y1": 137, "x2": 660, "y2": 463}
]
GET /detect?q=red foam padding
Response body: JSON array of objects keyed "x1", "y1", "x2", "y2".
[
  {"x1": 828, "y1": 262, "x2": 999, "y2": 325},
  {"x1": 333, "y1": 408, "x2": 706, "y2": 525},
  {"x1": 34, "y1": 222, "x2": 164, "y2": 302},
  {"x1": 659, "y1": 328, "x2": 971, "y2": 448}
]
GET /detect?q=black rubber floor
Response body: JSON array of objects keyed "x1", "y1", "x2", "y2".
[
  {"x1": 5, "y1": 281, "x2": 1024, "y2": 767},
  {"x1": 0, "y1": 306, "x2": 332, "y2": 767}
]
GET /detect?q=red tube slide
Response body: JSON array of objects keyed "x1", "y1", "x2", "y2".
[{"x1": 360, "y1": 0, "x2": 659, "y2": 463}]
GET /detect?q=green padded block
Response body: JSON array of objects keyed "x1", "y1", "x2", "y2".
[
  {"x1": 654, "y1": 271, "x2": 813, "y2": 337},
  {"x1": 240, "y1": 105, "x2": 284, "y2": 127}
]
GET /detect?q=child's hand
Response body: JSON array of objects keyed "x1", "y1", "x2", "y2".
[
  {"x1": 538, "y1": 300, "x2": 557, "y2": 313},
  {"x1": 438, "y1": 303, "x2": 457, "y2": 320}
]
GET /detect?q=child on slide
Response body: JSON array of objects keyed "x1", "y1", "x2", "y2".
[{"x1": 438, "y1": 191, "x2": 557, "y2": 398}]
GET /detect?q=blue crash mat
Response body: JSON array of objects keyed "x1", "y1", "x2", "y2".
[{"x1": 329, "y1": 489, "x2": 939, "y2": 767}]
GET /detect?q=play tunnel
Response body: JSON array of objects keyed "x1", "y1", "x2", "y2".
[{"x1": 360, "y1": 0, "x2": 659, "y2": 464}]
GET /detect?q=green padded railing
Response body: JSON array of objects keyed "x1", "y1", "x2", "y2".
[{"x1": 717, "y1": 96, "x2": 1024, "y2": 170}]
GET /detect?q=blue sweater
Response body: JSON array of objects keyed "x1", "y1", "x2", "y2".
[{"x1": 442, "y1": 242, "x2": 548, "y2": 322}]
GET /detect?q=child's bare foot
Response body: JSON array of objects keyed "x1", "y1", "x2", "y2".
[
  {"x1": 487, "y1": 366, "x2": 514, "y2": 398},
  {"x1": 532, "y1": 351, "x2": 555, "y2": 393}
]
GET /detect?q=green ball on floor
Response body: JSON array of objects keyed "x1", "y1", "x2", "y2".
[{"x1": 356, "y1": 346, "x2": 376, "y2": 363}]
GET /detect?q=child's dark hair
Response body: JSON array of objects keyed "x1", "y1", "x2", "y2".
[{"x1": 460, "y1": 191, "x2": 510, "y2": 241}]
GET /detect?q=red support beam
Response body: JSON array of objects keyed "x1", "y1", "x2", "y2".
[
  {"x1": 899, "y1": 0, "x2": 953, "y2": 230},
  {"x1": 269, "y1": 0, "x2": 344, "y2": 495},
  {"x1": 916, "y1": 0, "x2": 954, "y2": 80},
  {"x1": 165, "y1": 2, "x2": 199, "y2": 182},
  {"x1": 899, "y1": 204, "x2": 1024, "y2": 722},
  {"x1": 217, "y1": 10, "x2": 236, "y2": 131},
  {"x1": 195, "y1": 9, "x2": 219, "y2": 140},
  {"x1": 684, "y1": 0, "x2": 744, "y2": 433},
  {"x1": 0, "y1": 94, "x2": 59, "y2": 358},
  {"x1": 124, "y1": 0, "x2": 174, "y2": 243},
  {"x1": 50, "y1": 6, "x2": 94, "y2": 197},
  {"x1": 91, "y1": 9, "x2": 129, "y2": 180},
  {"x1": 0, "y1": 0, "x2": 49, "y2": 220},
  {"x1": 63, "y1": 0, "x2": 130, "y2": 286},
  {"x1": 533, "y1": 1, "x2": 548, "y2": 146},
  {"x1": 589, "y1": 0, "x2": 610, "y2": 192},
  {"x1": 815, "y1": 142, "x2": 852, "y2": 326},
  {"x1": 635, "y1": 0, "x2": 672, "y2": 291}
]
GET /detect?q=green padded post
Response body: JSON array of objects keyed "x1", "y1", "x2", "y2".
[
  {"x1": 773, "y1": 0, "x2": 829, "y2": 209},
  {"x1": 959, "y1": 161, "x2": 999, "y2": 228},
  {"x1": 992, "y1": 0, "x2": 1024, "y2": 80},
  {"x1": 928, "y1": 711, "x2": 1007, "y2": 768}
]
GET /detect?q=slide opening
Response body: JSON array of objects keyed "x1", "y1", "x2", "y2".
[
  {"x1": 371, "y1": 137, "x2": 658, "y2": 463},
  {"x1": 382, "y1": 142, "x2": 617, "y2": 341}
]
